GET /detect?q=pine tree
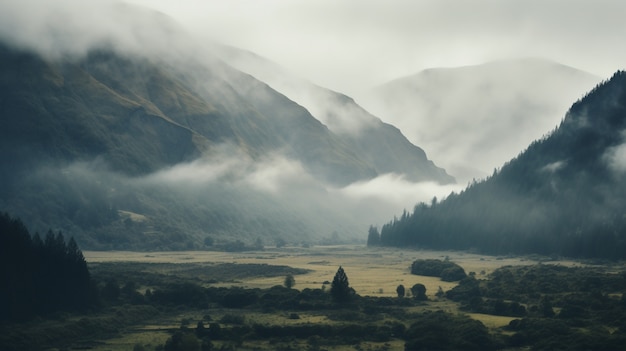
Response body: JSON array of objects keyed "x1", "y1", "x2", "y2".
[
  {"x1": 367, "y1": 225, "x2": 380, "y2": 246},
  {"x1": 330, "y1": 266, "x2": 352, "y2": 303}
]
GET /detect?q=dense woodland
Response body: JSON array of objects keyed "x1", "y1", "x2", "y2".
[
  {"x1": 370, "y1": 71, "x2": 626, "y2": 259},
  {"x1": 2, "y1": 215, "x2": 626, "y2": 350},
  {"x1": 0, "y1": 212, "x2": 97, "y2": 321}
]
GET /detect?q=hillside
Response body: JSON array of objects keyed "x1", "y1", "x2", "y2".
[
  {"x1": 371, "y1": 71, "x2": 626, "y2": 259},
  {"x1": 0, "y1": 45, "x2": 383, "y2": 184},
  {"x1": 215, "y1": 45, "x2": 454, "y2": 184},
  {"x1": 0, "y1": 40, "x2": 455, "y2": 250},
  {"x1": 360, "y1": 59, "x2": 600, "y2": 181}
]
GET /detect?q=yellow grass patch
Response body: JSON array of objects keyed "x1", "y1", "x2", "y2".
[
  {"x1": 88, "y1": 330, "x2": 169, "y2": 351},
  {"x1": 467, "y1": 313, "x2": 517, "y2": 329},
  {"x1": 85, "y1": 245, "x2": 542, "y2": 299}
]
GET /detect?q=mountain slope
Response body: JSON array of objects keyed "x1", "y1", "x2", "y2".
[
  {"x1": 0, "y1": 1, "x2": 455, "y2": 250},
  {"x1": 0, "y1": 45, "x2": 208, "y2": 175},
  {"x1": 0, "y1": 43, "x2": 386, "y2": 185},
  {"x1": 215, "y1": 45, "x2": 454, "y2": 184},
  {"x1": 0, "y1": 40, "x2": 452, "y2": 249},
  {"x1": 360, "y1": 59, "x2": 601, "y2": 182},
  {"x1": 373, "y1": 71, "x2": 626, "y2": 259}
]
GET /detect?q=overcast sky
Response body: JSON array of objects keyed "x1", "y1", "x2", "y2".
[{"x1": 125, "y1": 0, "x2": 626, "y2": 95}]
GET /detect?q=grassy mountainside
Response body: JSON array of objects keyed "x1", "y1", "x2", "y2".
[
  {"x1": 373, "y1": 71, "x2": 626, "y2": 259},
  {"x1": 0, "y1": 46, "x2": 207, "y2": 175},
  {"x1": 0, "y1": 42, "x2": 451, "y2": 249},
  {"x1": 0, "y1": 43, "x2": 386, "y2": 184}
]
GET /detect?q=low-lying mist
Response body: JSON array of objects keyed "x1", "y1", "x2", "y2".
[{"x1": 1, "y1": 146, "x2": 462, "y2": 250}]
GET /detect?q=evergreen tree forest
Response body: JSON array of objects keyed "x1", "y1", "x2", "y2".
[
  {"x1": 0, "y1": 212, "x2": 97, "y2": 321},
  {"x1": 370, "y1": 71, "x2": 626, "y2": 259}
]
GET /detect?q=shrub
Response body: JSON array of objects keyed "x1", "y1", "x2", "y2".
[
  {"x1": 410, "y1": 259, "x2": 467, "y2": 281},
  {"x1": 411, "y1": 284, "x2": 427, "y2": 301},
  {"x1": 220, "y1": 314, "x2": 245, "y2": 325}
]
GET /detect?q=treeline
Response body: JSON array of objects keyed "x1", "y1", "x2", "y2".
[
  {"x1": 444, "y1": 264, "x2": 626, "y2": 350},
  {"x1": 369, "y1": 71, "x2": 626, "y2": 259},
  {"x1": 0, "y1": 213, "x2": 97, "y2": 321},
  {"x1": 145, "y1": 283, "x2": 495, "y2": 351}
]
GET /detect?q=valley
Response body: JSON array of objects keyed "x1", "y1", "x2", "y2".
[
  {"x1": 74, "y1": 246, "x2": 624, "y2": 350},
  {"x1": 3, "y1": 216, "x2": 626, "y2": 350},
  {"x1": 2, "y1": 2, "x2": 626, "y2": 350},
  {"x1": 84, "y1": 246, "x2": 551, "y2": 298}
]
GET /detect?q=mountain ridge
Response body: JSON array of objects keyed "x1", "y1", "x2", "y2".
[
  {"x1": 0, "y1": 40, "x2": 454, "y2": 249},
  {"x1": 359, "y1": 58, "x2": 601, "y2": 182},
  {"x1": 372, "y1": 71, "x2": 626, "y2": 259},
  {"x1": 213, "y1": 44, "x2": 454, "y2": 184}
]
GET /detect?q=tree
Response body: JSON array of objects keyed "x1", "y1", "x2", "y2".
[
  {"x1": 0, "y1": 213, "x2": 98, "y2": 321},
  {"x1": 284, "y1": 274, "x2": 295, "y2": 289},
  {"x1": 367, "y1": 225, "x2": 380, "y2": 246},
  {"x1": 411, "y1": 283, "x2": 427, "y2": 301},
  {"x1": 330, "y1": 266, "x2": 352, "y2": 303},
  {"x1": 540, "y1": 296, "x2": 555, "y2": 318},
  {"x1": 396, "y1": 284, "x2": 405, "y2": 298},
  {"x1": 254, "y1": 237, "x2": 264, "y2": 250},
  {"x1": 163, "y1": 330, "x2": 201, "y2": 351},
  {"x1": 275, "y1": 238, "x2": 287, "y2": 248},
  {"x1": 203, "y1": 236, "x2": 214, "y2": 247}
]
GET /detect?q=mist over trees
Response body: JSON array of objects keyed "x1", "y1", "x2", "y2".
[
  {"x1": 373, "y1": 71, "x2": 626, "y2": 259},
  {"x1": 0, "y1": 213, "x2": 97, "y2": 321}
]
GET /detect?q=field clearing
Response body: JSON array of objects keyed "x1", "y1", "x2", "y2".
[
  {"x1": 467, "y1": 313, "x2": 517, "y2": 329},
  {"x1": 85, "y1": 245, "x2": 556, "y2": 298},
  {"x1": 88, "y1": 330, "x2": 169, "y2": 351},
  {"x1": 82, "y1": 246, "x2": 608, "y2": 351}
]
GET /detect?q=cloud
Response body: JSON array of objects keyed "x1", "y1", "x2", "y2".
[
  {"x1": 358, "y1": 58, "x2": 600, "y2": 183},
  {"x1": 540, "y1": 160, "x2": 567, "y2": 174},
  {"x1": 0, "y1": 0, "x2": 194, "y2": 60},
  {"x1": 604, "y1": 140, "x2": 626, "y2": 174},
  {"x1": 335, "y1": 173, "x2": 464, "y2": 222},
  {"x1": 139, "y1": 145, "x2": 317, "y2": 195},
  {"x1": 2, "y1": 0, "x2": 625, "y2": 96},
  {"x1": 126, "y1": 148, "x2": 464, "y2": 229},
  {"x1": 123, "y1": 0, "x2": 626, "y2": 96}
]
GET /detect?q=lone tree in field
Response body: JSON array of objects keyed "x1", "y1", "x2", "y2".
[
  {"x1": 411, "y1": 283, "x2": 427, "y2": 301},
  {"x1": 284, "y1": 274, "x2": 295, "y2": 289},
  {"x1": 330, "y1": 266, "x2": 352, "y2": 303},
  {"x1": 396, "y1": 284, "x2": 405, "y2": 298}
]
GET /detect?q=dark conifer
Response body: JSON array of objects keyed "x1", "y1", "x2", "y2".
[
  {"x1": 367, "y1": 225, "x2": 380, "y2": 246},
  {"x1": 330, "y1": 266, "x2": 352, "y2": 303},
  {"x1": 0, "y1": 213, "x2": 97, "y2": 321}
]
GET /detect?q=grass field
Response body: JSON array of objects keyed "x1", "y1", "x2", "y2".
[
  {"x1": 85, "y1": 245, "x2": 548, "y2": 299},
  {"x1": 83, "y1": 245, "x2": 592, "y2": 350}
]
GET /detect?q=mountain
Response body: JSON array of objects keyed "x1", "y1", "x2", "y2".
[
  {"x1": 360, "y1": 59, "x2": 601, "y2": 182},
  {"x1": 372, "y1": 71, "x2": 626, "y2": 259},
  {"x1": 213, "y1": 45, "x2": 454, "y2": 184},
  {"x1": 0, "y1": 35, "x2": 454, "y2": 250},
  {"x1": 0, "y1": 44, "x2": 384, "y2": 185}
]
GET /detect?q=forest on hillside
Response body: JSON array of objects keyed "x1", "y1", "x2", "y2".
[{"x1": 369, "y1": 71, "x2": 626, "y2": 259}]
